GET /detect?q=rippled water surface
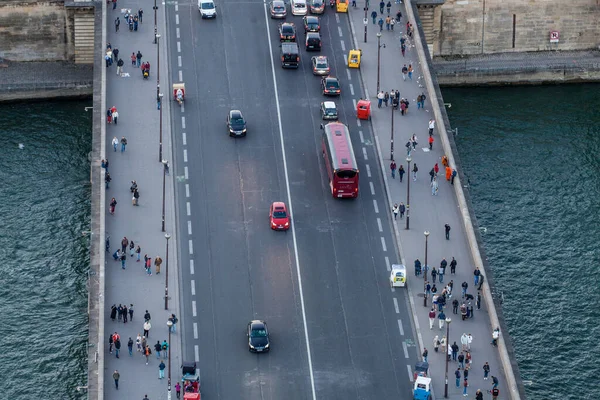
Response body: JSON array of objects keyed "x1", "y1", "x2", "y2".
[
  {"x1": 443, "y1": 84, "x2": 600, "y2": 400},
  {"x1": 0, "y1": 101, "x2": 91, "y2": 399}
]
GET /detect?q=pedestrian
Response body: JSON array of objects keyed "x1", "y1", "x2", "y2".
[
  {"x1": 399, "y1": 202, "x2": 405, "y2": 218},
  {"x1": 115, "y1": 17, "x2": 120, "y2": 32},
  {"x1": 112, "y1": 110, "x2": 119, "y2": 125},
  {"x1": 136, "y1": 246, "x2": 141, "y2": 262},
  {"x1": 476, "y1": 291, "x2": 481, "y2": 310},
  {"x1": 127, "y1": 337, "x2": 134, "y2": 356},
  {"x1": 491, "y1": 375, "x2": 499, "y2": 389},
  {"x1": 113, "y1": 370, "x2": 120, "y2": 389},
  {"x1": 478, "y1": 274, "x2": 485, "y2": 291},
  {"x1": 105, "y1": 172, "x2": 112, "y2": 189},
  {"x1": 138, "y1": 8, "x2": 143, "y2": 22},
  {"x1": 491, "y1": 386, "x2": 500, "y2": 400},
  {"x1": 116, "y1": 57, "x2": 124, "y2": 75},
  {"x1": 475, "y1": 389, "x2": 484, "y2": 400},
  {"x1": 112, "y1": 136, "x2": 118, "y2": 151},
  {"x1": 169, "y1": 314, "x2": 178, "y2": 332},
  {"x1": 474, "y1": 267, "x2": 481, "y2": 285},
  {"x1": 428, "y1": 119, "x2": 435, "y2": 135},
  {"x1": 417, "y1": 94, "x2": 423, "y2": 109},
  {"x1": 428, "y1": 135, "x2": 434, "y2": 150},
  {"x1": 420, "y1": 92, "x2": 427, "y2": 108},
  {"x1": 120, "y1": 136, "x2": 127, "y2": 152},
  {"x1": 379, "y1": 0, "x2": 384, "y2": 13},
  {"x1": 385, "y1": 16, "x2": 390, "y2": 30},
  {"x1": 371, "y1": 10, "x2": 377, "y2": 24},
  {"x1": 352, "y1": 0, "x2": 356, "y2": 6},
  {"x1": 467, "y1": 333, "x2": 473, "y2": 350},
  {"x1": 464, "y1": 365, "x2": 470, "y2": 380},
  {"x1": 145, "y1": 255, "x2": 152, "y2": 275},
  {"x1": 377, "y1": 91, "x2": 384, "y2": 108},
  {"x1": 120, "y1": 252, "x2": 126, "y2": 269},
  {"x1": 155, "y1": 340, "x2": 162, "y2": 359},
  {"x1": 105, "y1": 52, "x2": 112, "y2": 68},
  {"x1": 136, "y1": 50, "x2": 143, "y2": 67},
  {"x1": 450, "y1": 257, "x2": 457, "y2": 274},
  {"x1": 412, "y1": 163, "x2": 418, "y2": 181},
  {"x1": 438, "y1": 309, "x2": 446, "y2": 330},
  {"x1": 434, "y1": 162, "x2": 439, "y2": 175},
  {"x1": 431, "y1": 176, "x2": 438, "y2": 196},
  {"x1": 114, "y1": 337, "x2": 121, "y2": 358},
  {"x1": 445, "y1": 165, "x2": 452, "y2": 181},
  {"x1": 433, "y1": 335, "x2": 439, "y2": 352},
  {"x1": 455, "y1": 368, "x2": 461, "y2": 388},
  {"x1": 121, "y1": 237, "x2": 129, "y2": 253},
  {"x1": 458, "y1": 352, "x2": 465, "y2": 369},
  {"x1": 422, "y1": 348, "x2": 428, "y2": 363},
  {"x1": 108, "y1": 333, "x2": 114, "y2": 353},
  {"x1": 378, "y1": 17, "x2": 384, "y2": 31},
  {"x1": 451, "y1": 168, "x2": 457, "y2": 184},
  {"x1": 110, "y1": 197, "x2": 117, "y2": 214},
  {"x1": 175, "y1": 382, "x2": 181, "y2": 399},
  {"x1": 483, "y1": 361, "x2": 490, "y2": 380},
  {"x1": 429, "y1": 167, "x2": 435, "y2": 182},
  {"x1": 144, "y1": 345, "x2": 152, "y2": 364},
  {"x1": 398, "y1": 164, "x2": 405, "y2": 182},
  {"x1": 110, "y1": 304, "x2": 117, "y2": 321},
  {"x1": 390, "y1": 160, "x2": 397, "y2": 178},
  {"x1": 143, "y1": 395, "x2": 150, "y2": 400},
  {"x1": 133, "y1": 14, "x2": 139, "y2": 31},
  {"x1": 384, "y1": 91, "x2": 389, "y2": 106},
  {"x1": 431, "y1": 267, "x2": 437, "y2": 283},
  {"x1": 408, "y1": 64, "x2": 413, "y2": 80},
  {"x1": 143, "y1": 320, "x2": 151, "y2": 338},
  {"x1": 406, "y1": 140, "x2": 412, "y2": 155},
  {"x1": 128, "y1": 240, "x2": 135, "y2": 257},
  {"x1": 401, "y1": 64, "x2": 408, "y2": 80},
  {"x1": 445, "y1": 223, "x2": 451, "y2": 240},
  {"x1": 133, "y1": 188, "x2": 140, "y2": 206},
  {"x1": 162, "y1": 340, "x2": 169, "y2": 358},
  {"x1": 401, "y1": 43, "x2": 406, "y2": 57},
  {"x1": 129, "y1": 304, "x2": 134, "y2": 321},
  {"x1": 154, "y1": 256, "x2": 163, "y2": 273},
  {"x1": 159, "y1": 360, "x2": 166, "y2": 379},
  {"x1": 392, "y1": 203, "x2": 399, "y2": 220},
  {"x1": 462, "y1": 378, "x2": 468, "y2": 396},
  {"x1": 136, "y1": 333, "x2": 142, "y2": 351},
  {"x1": 461, "y1": 333, "x2": 468, "y2": 351},
  {"x1": 131, "y1": 52, "x2": 136, "y2": 66},
  {"x1": 112, "y1": 0, "x2": 117, "y2": 10},
  {"x1": 122, "y1": 304, "x2": 128, "y2": 323},
  {"x1": 451, "y1": 342, "x2": 459, "y2": 361},
  {"x1": 386, "y1": 0, "x2": 391, "y2": 13},
  {"x1": 428, "y1": 308, "x2": 435, "y2": 329},
  {"x1": 452, "y1": 298, "x2": 459, "y2": 314},
  {"x1": 396, "y1": 10, "x2": 402, "y2": 22},
  {"x1": 144, "y1": 309, "x2": 151, "y2": 321}
]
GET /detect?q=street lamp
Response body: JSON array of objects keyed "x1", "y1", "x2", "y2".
[
  {"x1": 164, "y1": 233, "x2": 171, "y2": 310},
  {"x1": 161, "y1": 159, "x2": 168, "y2": 232},
  {"x1": 444, "y1": 317, "x2": 452, "y2": 398},
  {"x1": 153, "y1": 0, "x2": 158, "y2": 44},
  {"x1": 157, "y1": 34, "x2": 163, "y2": 162},
  {"x1": 376, "y1": 32, "x2": 385, "y2": 94},
  {"x1": 390, "y1": 99, "x2": 395, "y2": 161},
  {"x1": 405, "y1": 156, "x2": 411, "y2": 229},
  {"x1": 167, "y1": 319, "x2": 172, "y2": 399},
  {"x1": 424, "y1": 231, "x2": 430, "y2": 281},
  {"x1": 363, "y1": 0, "x2": 368, "y2": 43}
]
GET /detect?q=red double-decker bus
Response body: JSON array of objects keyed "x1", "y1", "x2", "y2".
[{"x1": 321, "y1": 122, "x2": 359, "y2": 198}]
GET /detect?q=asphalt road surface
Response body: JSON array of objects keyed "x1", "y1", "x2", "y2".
[{"x1": 166, "y1": 2, "x2": 419, "y2": 399}]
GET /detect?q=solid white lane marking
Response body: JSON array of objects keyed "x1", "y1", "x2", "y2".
[
  {"x1": 340, "y1": 40, "x2": 346, "y2": 52},
  {"x1": 194, "y1": 345, "x2": 199, "y2": 362},
  {"x1": 182, "y1": 132, "x2": 187, "y2": 145},
  {"x1": 385, "y1": 256, "x2": 390, "y2": 271},
  {"x1": 377, "y1": 218, "x2": 383, "y2": 232},
  {"x1": 362, "y1": 147, "x2": 368, "y2": 160},
  {"x1": 369, "y1": 182, "x2": 375, "y2": 195},
  {"x1": 177, "y1": 41, "x2": 181, "y2": 53},
  {"x1": 175, "y1": 14, "x2": 179, "y2": 24},
  {"x1": 178, "y1": 70, "x2": 183, "y2": 82},
  {"x1": 352, "y1": 98, "x2": 357, "y2": 110},
  {"x1": 338, "y1": 26, "x2": 343, "y2": 37},
  {"x1": 373, "y1": 199, "x2": 379, "y2": 213},
  {"x1": 185, "y1": 184, "x2": 190, "y2": 198},
  {"x1": 407, "y1": 365, "x2": 413, "y2": 382},
  {"x1": 190, "y1": 259, "x2": 194, "y2": 275},
  {"x1": 193, "y1": 323, "x2": 198, "y2": 339},
  {"x1": 192, "y1": 300, "x2": 197, "y2": 317},
  {"x1": 186, "y1": 202, "x2": 191, "y2": 216},
  {"x1": 189, "y1": 239, "x2": 194, "y2": 255},
  {"x1": 402, "y1": 341, "x2": 409, "y2": 358},
  {"x1": 393, "y1": 297, "x2": 400, "y2": 313},
  {"x1": 346, "y1": 69, "x2": 351, "y2": 80},
  {"x1": 366, "y1": 164, "x2": 371, "y2": 177},
  {"x1": 262, "y1": 5, "x2": 317, "y2": 399},
  {"x1": 183, "y1": 149, "x2": 188, "y2": 163},
  {"x1": 176, "y1": 27, "x2": 180, "y2": 39},
  {"x1": 188, "y1": 220, "x2": 192, "y2": 235},
  {"x1": 398, "y1": 319, "x2": 404, "y2": 335},
  {"x1": 349, "y1": 84, "x2": 354, "y2": 96},
  {"x1": 182, "y1": 116, "x2": 186, "y2": 129},
  {"x1": 184, "y1": 166, "x2": 189, "y2": 180},
  {"x1": 381, "y1": 236, "x2": 387, "y2": 251},
  {"x1": 191, "y1": 280, "x2": 196, "y2": 295},
  {"x1": 335, "y1": 13, "x2": 340, "y2": 23},
  {"x1": 178, "y1": 56, "x2": 182, "y2": 67},
  {"x1": 359, "y1": 130, "x2": 364, "y2": 143}
]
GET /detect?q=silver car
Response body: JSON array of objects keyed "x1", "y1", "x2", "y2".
[{"x1": 269, "y1": 0, "x2": 287, "y2": 18}]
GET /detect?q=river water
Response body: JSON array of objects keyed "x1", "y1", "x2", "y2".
[
  {"x1": 0, "y1": 101, "x2": 91, "y2": 399},
  {"x1": 443, "y1": 84, "x2": 600, "y2": 400}
]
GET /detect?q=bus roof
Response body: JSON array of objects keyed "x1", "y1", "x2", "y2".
[{"x1": 324, "y1": 122, "x2": 358, "y2": 172}]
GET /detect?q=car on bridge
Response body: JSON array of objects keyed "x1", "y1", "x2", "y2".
[
  {"x1": 269, "y1": 201, "x2": 290, "y2": 230},
  {"x1": 320, "y1": 101, "x2": 338, "y2": 120},
  {"x1": 269, "y1": 0, "x2": 287, "y2": 18},
  {"x1": 321, "y1": 76, "x2": 341, "y2": 96},
  {"x1": 311, "y1": 55, "x2": 330, "y2": 75},
  {"x1": 279, "y1": 22, "x2": 297, "y2": 42},
  {"x1": 309, "y1": 0, "x2": 325, "y2": 14},
  {"x1": 247, "y1": 320, "x2": 270, "y2": 352},
  {"x1": 226, "y1": 110, "x2": 247, "y2": 137},
  {"x1": 303, "y1": 15, "x2": 320, "y2": 32}
]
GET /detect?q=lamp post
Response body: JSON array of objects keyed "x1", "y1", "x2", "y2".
[
  {"x1": 157, "y1": 34, "x2": 163, "y2": 162},
  {"x1": 444, "y1": 317, "x2": 452, "y2": 398},
  {"x1": 405, "y1": 156, "x2": 411, "y2": 229},
  {"x1": 153, "y1": 0, "x2": 158, "y2": 44},
  {"x1": 167, "y1": 321, "x2": 172, "y2": 399},
  {"x1": 161, "y1": 159, "x2": 168, "y2": 232},
  {"x1": 164, "y1": 233, "x2": 171, "y2": 310},
  {"x1": 390, "y1": 100, "x2": 395, "y2": 161},
  {"x1": 376, "y1": 32, "x2": 384, "y2": 94},
  {"x1": 363, "y1": 0, "x2": 368, "y2": 43},
  {"x1": 424, "y1": 231, "x2": 430, "y2": 281}
]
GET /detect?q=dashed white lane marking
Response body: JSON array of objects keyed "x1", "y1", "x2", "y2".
[
  {"x1": 178, "y1": 56, "x2": 182, "y2": 67},
  {"x1": 184, "y1": 166, "x2": 189, "y2": 180},
  {"x1": 174, "y1": 3, "x2": 178, "y2": 11},
  {"x1": 352, "y1": 98, "x2": 357, "y2": 110},
  {"x1": 377, "y1": 217, "x2": 383, "y2": 232},
  {"x1": 335, "y1": 13, "x2": 340, "y2": 23},
  {"x1": 402, "y1": 341, "x2": 409, "y2": 358},
  {"x1": 193, "y1": 323, "x2": 198, "y2": 339},
  {"x1": 407, "y1": 365, "x2": 413, "y2": 382},
  {"x1": 398, "y1": 319, "x2": 404, "y2": 335},
  {"x1": 346, "y1": 69, "x2": 351, "y2": 80},
  {"x1": 385, "y1": 256, "x2": 390, "y2": 271},
  {"x1": 381, "y1": 236, "x2": 387, "y2": 252},
  {"x1": 194, "y1": 345, "x2": 199, "y2": 362},
  {"x1": 356, "y1": 119, "x2": 361, "y2": 127},
  {"x1": 362, "y1": 147, "x2": 368, "y2": 160},
  {"x1": 181, "y1": 102, "x2": 185, "y2": 113},
  {"x1": 190, "y1": 280, "x2": 196, "y2": 295},
  {"x1": 373, "y1": 199, "x2": 379, "y2": 213},
  {"x1": 178, "y1": 70, "x2": 183, "y2": 82},
  {"x1": 188, "y1": 239, "x2": 194, "y2": 255},
  {"x1": 340, "y1": 40, "x2": 346, "y2": 52},
  {"x1": 185, "y1": 184, "x2": 190, "y2": 198},
  {"x1": 338, "y1": 26, "x2": 343, "y2": 37},
  {"x1": 349, "y1": 84, "x2": 354, "y2": 96},
  {"x1": 358, "y1": 130, "x2": 364, "y2": 143},
  {"x1": 190, "y1": 259, "x2": 194, "y2": 275},
  {"x1": 183, "y1": 149, "x2": 188, "y2": 163},
  {"x1": 192, "y1": 300, "x2": 197, "y2": 317},
  {"x1": 177, "y1": 41, "x2": 181, "y2": 52},
  {"x1": 366, "y1": 164, "x2": 371, "y2": 177},
  {"x1": 187, "y1": 220, "x2": 192, "y2": 235},
  {"x1": 175, "y1": 14, "x2": 179, "y2": 24},
  {"x1": 186, "y1": 202, "x2": 191, "y2": 216},
  {"x1": 182, "y1": 132, "x2": 187, "y2": 145},
  {"x1": 176, "y1": 27, "x2": 180, "y2": 39},
  {"x1": 369, "y1": 182, "x2": 375, "y2": 195},
  {"x1": 182, "y1": 116, "x2": 186, "y2": 129},
  {"x1": 393, "y1": 298, "x2": 400, "y2": 313}
]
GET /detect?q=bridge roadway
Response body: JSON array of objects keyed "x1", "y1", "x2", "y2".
[{"x1": 166, "y1": 1, "x2": 419, "y2": 399}]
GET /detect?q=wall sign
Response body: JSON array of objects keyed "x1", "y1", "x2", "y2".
[{"x1": 550, "y1": 31, "x2": 560, "y2": 43}]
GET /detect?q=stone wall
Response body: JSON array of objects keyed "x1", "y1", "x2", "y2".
[
  {"x1": 434, "y1": 0, "x2": 600, "y2": 56},
  {"x1": 0, "y1": 0, "x2": 70, "y2": 62}
]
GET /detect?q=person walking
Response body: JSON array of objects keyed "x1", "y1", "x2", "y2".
[
  {"x1": 401, "y1": 64, "x2": 408, "y2": 80},
  {"x1": 461, "y1": 333, "x2": 468, "y2": 351},
  {"x1": 162, "y1": 340, "x2": 169, "y2": 358},
  {"x1": 408, "y1": 64, "x2": 413, "y2": 80},
  {"x1": 130, "y1": 52, "x2": 136, "y2": 66},
  {"x1": 105, "y1": 172, "x2": 112, "y2": 189},
  {"x1": 433, "y1": 335, "x2": 439, "y2": 353},
  {"x1": 491, "y1": 386, "x2": 500, "y2": 400},
  {"x1": 377, "y1": 91, "x2": 384, "y2": 108},
  {"x1": 378, "y1": 17, "x2": 384, "y2": 32},
  {"x1": 385, "y1": 16, "x2": 390, "y2": 30},
  {"x1": 121, "y1": 237, "x2": 129, "y2": 253},
  {"x1": 109, "y1": 197, "x2": 117, "y2": 215},
  {"x1": 392, "y1": 204, "x2": 399, "y2": 220},
  {"x1": 135, "y1": 246, "x2": 141, "y2": 262},
  {"x1": 143, "y1": 320, "x2": 151, "y2": 338},
  {"x1": 458, "y1": 352, "x2": 465, "y2": 369},
  {"x1": 116, "y1": 57, "x2": 124, "y2": 75},
  {"x1": 450, "y1": 257, "x2": 457, "y2": 274},
  {"x1": 398, "y1": 164, "x2": 405, "y2": 182},
  {"x1": 475, "y1": 389, "x2": 484, "y2": 400},
  {"x1": 136, "y1": 333, "x2": 142, "y2": 352},
  {"x1": 386, "y1": 0, "x2": 391, "y2": 13},
  {"x1": 146, "y1": 255, "x2": 152, "y2": 275},
  {"x1": 379, "y1": 0, "x2": 384, "y2": 13},
  {"x1": 431, "y1": 176, "x2": 438, "y2": 196},
  {"x1": 474, "y1": 267, "x2": 481, "y2": 285},
  {"x1": 428, "y1": 308, "x2": 436, "y2": 329},
  {"x1": 445, "y1": 165, "x2": 452, "y2": 182},
  {"x1": 136, "y1": 50, "x2": 143, "y2": 67},
  {"x1": 422, "y1": 348, "x2": 428, "y2": 363},
  {"x1": 399, "y1": 202, "x2": 405, "y2": 218},
  {"x1": 129, "y1": 304, "x2": 134, "y2": 321},
  {"x1": 412, "y1": 163, "x2": 418, "y2": 181},
  {"x1": 112, "y1": 136, "x2": 119, "y2": 151},
  {"x1": 445, "y1": 223, "x2": 451, "y2": 240},
  {"x1": 115, "y1": 17, "x2": 120, "y2": 32},
  {"x1": 114, "y1": 337, "x2": 121, "y2": 358},
  {"x1": 438, "y1": 309, "x2": 446, "y2": 330},
  {"x1": 390, "y1": 17, "x2": 395, "y2": 30},
  {"x1": 390, "y1": 160, "x2": 397, "y2": 178},
  {"x1": 476, "y1": 291, "x2": 482, "y2": 310},
  {"x1": 451, "y1": 342, "x2": 459, "y2": 361},
  {"x1": 462, "y1": 378, "x2": 468, "y2": 397},
  {"x1": 144, "y1": 345, "x2": 152, "y2": 364},
  {"x1": 467, "y1": 333, "x2": 473, "y2": 351},
  {"x1": 155, "y1": 255, "x2": 163, "y2": 273},
  {"x1": 428, "y1": 135, "x2": 434, "y2": 150},
  {"x1": 159, "y1": 360, "x2": 166, "y2": 379},
  {"x1": 429, "y1": 167, "x2": 435, "y2": 183},
  {"x1": 428, "y1": 119, "x2": 435, "y2": 135},
  {"x1": 133, "y1": 188, "x2": 140, "y2": 206},
  {"x1": 127, "y1": 337, "x2": 134, "y2": 356},
  {"x1": 483, "y1": 361, "x2": 490, "y2": 380},
  {"x1": 455, "y1": 368, "x2": 461, "y2": 388},
  {"x1": 175, "y1": 382, "x2": 181, "y2": 399},
  {"x1": 122, "y1": 304, "x2": 128, "y2": 322},
  {"x1": 120, "y1": 136, "x2": 128, "y2": 152},
  {"x1": 371, "y1": 10, "x2": 377, "y2": 24},
  {"x1": 452, "y1": 298, "x2": 459, "y2": 314},
  {"x1": 112, "y1": 110, "x2": 119, "y2": 125},
  {"x1": 108, "y1": 333, "x2": 114, "y2": 354},
  {"x1": 113, "y1": 370, "x2": 120, "y2": 389},
  {"x1": 138, "y1": 8, "x2": 143, "y2": 22}
]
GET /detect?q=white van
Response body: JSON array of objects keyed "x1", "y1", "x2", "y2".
[{"x1": 198, "y1": 0, "x2": 216, "y2": 18}]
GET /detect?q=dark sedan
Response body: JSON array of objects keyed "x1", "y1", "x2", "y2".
[
  {"x1": 247, "y1": 320, "x2": 270, "y2": 352},
  {"x1": 227, "y1": 110, "x2": 247, "y2": 137},
  {"x1": 321, "y1": 76, "x2": 341, "y2": 96},
  {"x1": 303, "y1": 15, "x2": 320, "y2": 32},
  {"x1": 279, "y1": 22, "x2": 297, "y2": 42}
]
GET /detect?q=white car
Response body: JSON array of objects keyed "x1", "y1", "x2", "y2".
[
  {"x1": 198, "y1": 0, "x2": 216, "y2": 18},
  {"x1": 389, "y1": 264, "x2": 407, "y2": 288},
  {"x1": 291, "y1": 0, "x2": 308, "y2": 16}
]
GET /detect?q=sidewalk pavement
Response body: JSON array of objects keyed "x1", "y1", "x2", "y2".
[
  {"x1": 348, "y1": 3, "x2": 508, "y2": 399},
  {"x1": 103, "y1": 2, "x2": 180, "y2": 399}
]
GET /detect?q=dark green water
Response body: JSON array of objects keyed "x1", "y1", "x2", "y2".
[
  {"x1": 444, "y1": 84, "x2": 600, "y2": 400},
  {"x1": 0, "y1": 101, "x2": 91, "y2": 399}
]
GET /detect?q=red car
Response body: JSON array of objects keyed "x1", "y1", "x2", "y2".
[{"x1": 269, "y1": 202, "x2": 290, "y2": 230}]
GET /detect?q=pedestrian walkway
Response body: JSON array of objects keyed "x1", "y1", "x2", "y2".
[
  {"x1": 103, "y1": 1, "x2": 180, "y2": 399},
  {"x1": 348, "y1": 3, "x2": 509, "y2": 399}
]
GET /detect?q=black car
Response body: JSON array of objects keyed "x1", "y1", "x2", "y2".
[
  {"x1": 281, "y1": 42, "x2": 300, "y2": 68},
  {"x1": 305, "y1": 32, "x2": 321, "y2": 51},
  {"x1": 227, "y1": 110, "x2": 247, "y2": 137},
  {"x1": 279, "y1": 22, "x2": 296, "y2": 42},
  {"x1": 302, "y1": 15, "x2": 320, "y2": 32},
  {"x1": 247, "y1": 320, "x2": 270, "y2": 352},
  {"x1": 321, "y1": 76, "x2": 341, "y2": 95}
]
